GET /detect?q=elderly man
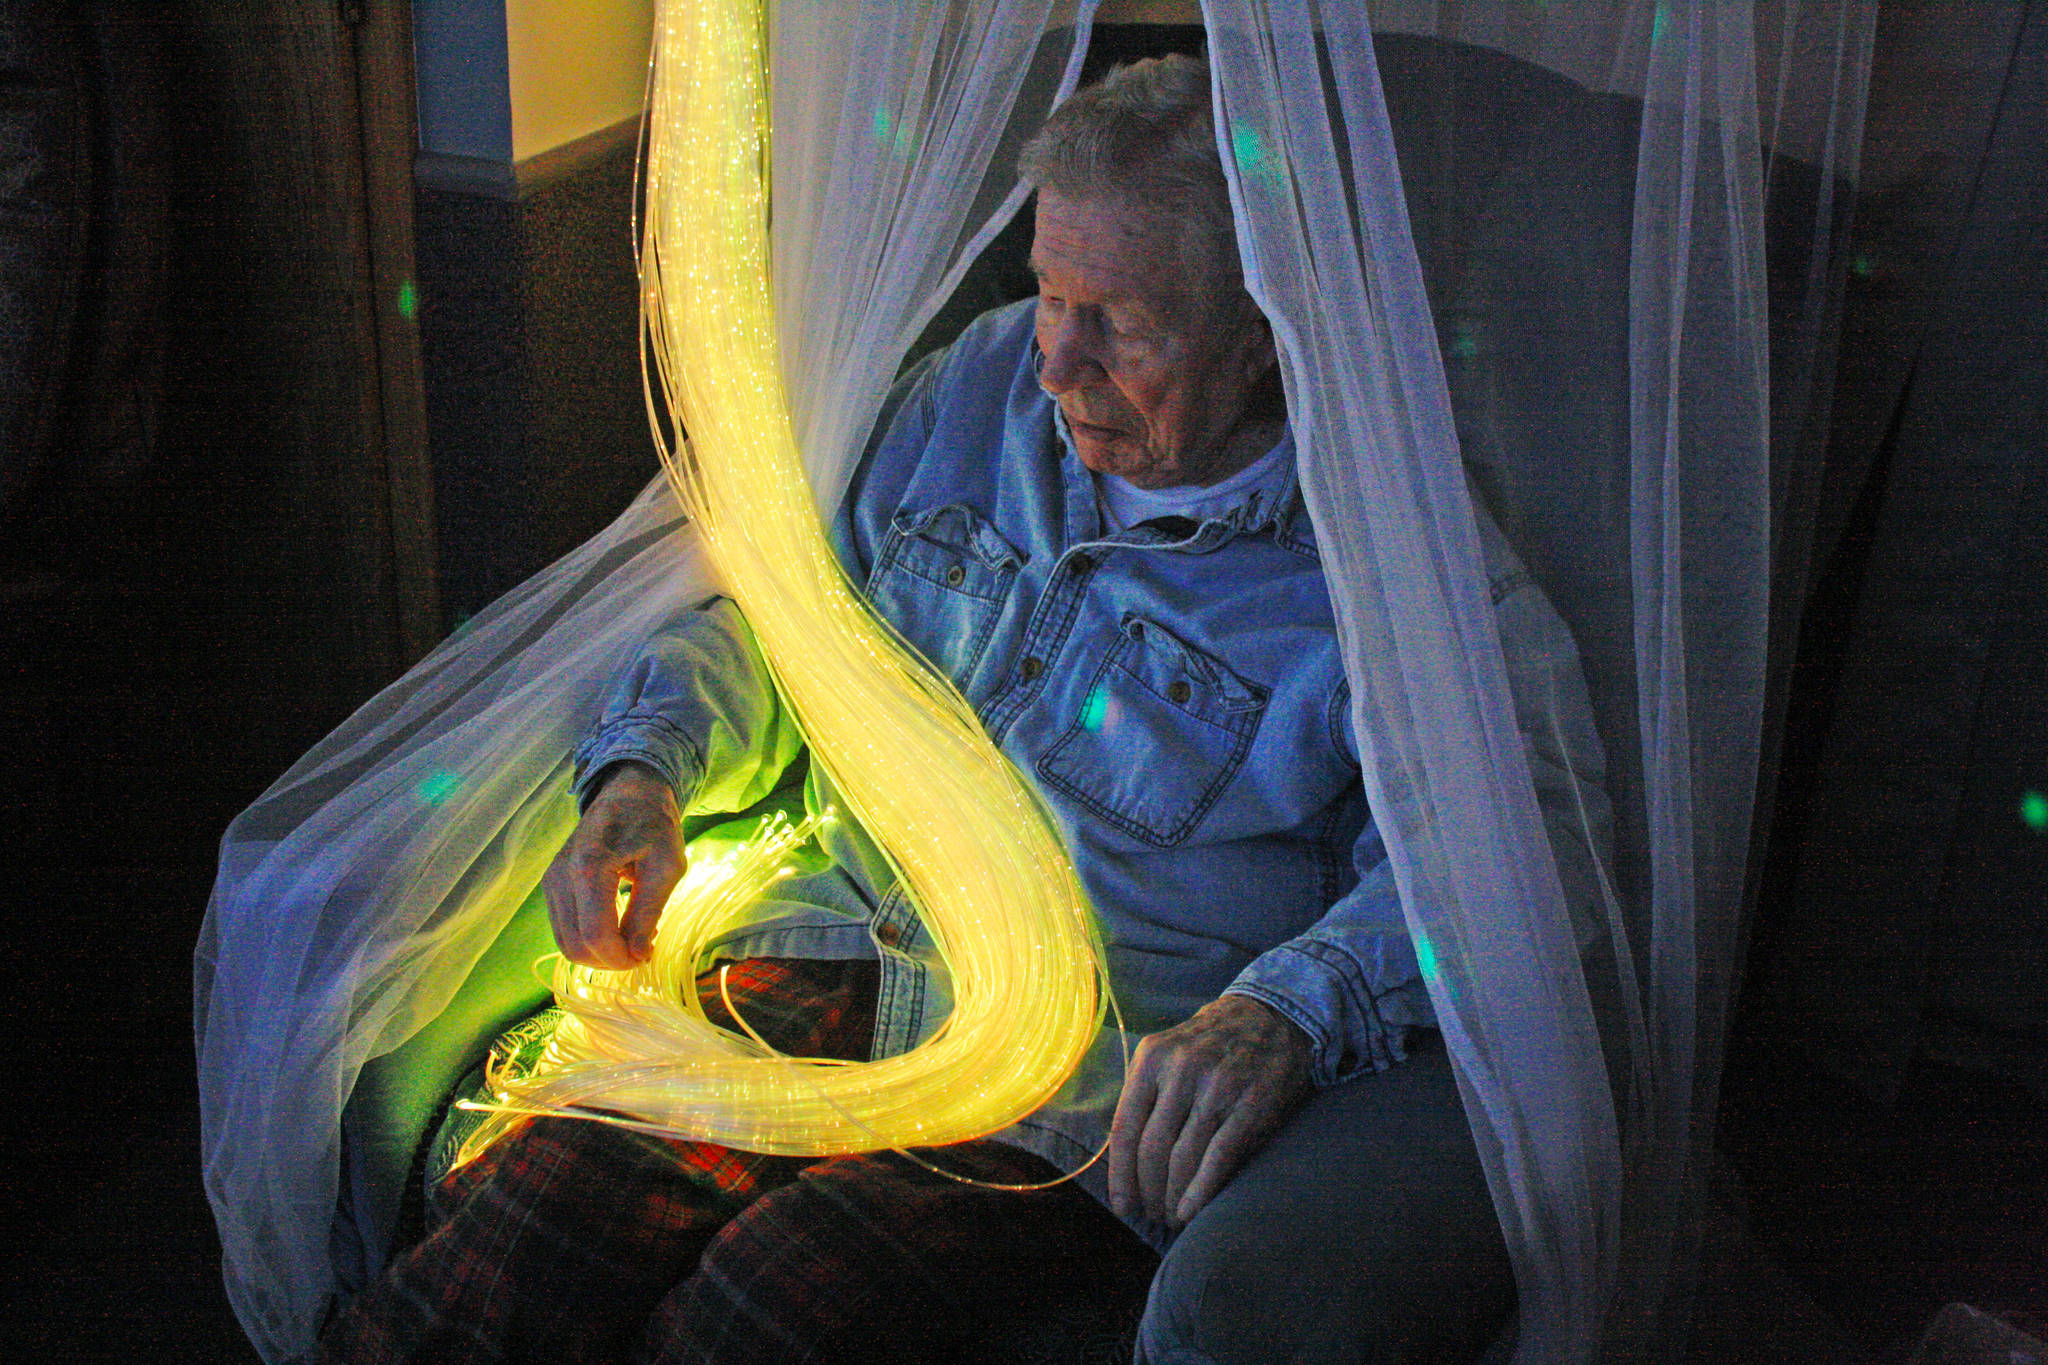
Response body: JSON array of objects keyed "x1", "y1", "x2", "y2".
[{"x1": 324, "y1": 54, "x2": 1586, "y2": 1364}]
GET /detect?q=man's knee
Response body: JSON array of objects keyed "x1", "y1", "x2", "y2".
[
  {"x1": 1137, "y1": 1234, "x2": 1511, "y2": 1365},
  {"x1": 1134, "y1": 1038, "x2": 1514, "y2": 1364}
]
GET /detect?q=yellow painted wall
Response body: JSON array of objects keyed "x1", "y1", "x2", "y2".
[
  {"x1": 506, "y1": 0, "x2": 654, "y2": 161},
  {"x1": 500, "y1": 0, "x2": 1204, "y2": 163}
]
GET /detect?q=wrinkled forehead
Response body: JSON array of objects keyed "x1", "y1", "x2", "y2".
[{"x1": 1028, "y1": 191, "x2": 1213, "y2": 315}]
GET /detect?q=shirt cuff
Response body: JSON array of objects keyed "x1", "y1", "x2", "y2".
[
  {"x1": 571, "y1": 708, "x2": 706, "y2": 813},
  {"x1": 1224, "y1": 940, "x2": 1409, "y2": 1087}
]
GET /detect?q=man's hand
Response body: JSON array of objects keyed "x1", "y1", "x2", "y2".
[
  {"x1": 1108, "y1": 994, "x2": 1314, "y2": 1228},
  {"x1": 542, "y1": 761, "x2": 685, "y2": 969}
]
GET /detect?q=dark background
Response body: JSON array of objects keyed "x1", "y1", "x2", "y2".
[{"x1": 2, "y1": 3, "x2": 2042, "y2": 1361}]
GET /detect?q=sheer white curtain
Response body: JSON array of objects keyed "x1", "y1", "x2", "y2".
[
  {"x1": 196, "y1": 3, "x2": 1872, "y2": 1361},
  {"x1": 1204, "y1": 3, "x2": 1872, "y2": 1357},
  {"x1": 1203, "y1": 10, "x2": 1619, "y2": 1357}
]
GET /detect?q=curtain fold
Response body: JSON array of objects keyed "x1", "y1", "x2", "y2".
[
  {"x1": 1203, "y1": 4, "x2": 1873, "y2": 1357},
  {"x1": 1203, "y1": 8, "x2": 1618, "y2": 1357}
]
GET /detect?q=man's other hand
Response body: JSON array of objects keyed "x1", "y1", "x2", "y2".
[
  {"x1": 1108, "y1": 994, "x2": 1313, "y2": 1228},
  {"x1": 542, "y1": 761, "x2": 685, "y2": 969}
]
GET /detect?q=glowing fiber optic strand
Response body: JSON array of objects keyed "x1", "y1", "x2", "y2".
[{"x1": 469, "y1": 0, "x2": 1109, "y2": 1160}]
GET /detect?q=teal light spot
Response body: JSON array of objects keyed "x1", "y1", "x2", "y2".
[
  {"x1": 1851, "y1": 252, "x2": 1876, "y2": 278},
  {"x1": 418, "y1": 770, "x2": 463, "y2": 806},
  {"x1": 873, "y1": 105, "x2": 914, "y2": 157},
  {"x1": 1651, "y1": 5, "x2": 1670, "y2": 47},
  {"x1": 1448, "y1": 328, "x2": 1478, "y2": 361},
  {"x1": 1081, "y1": 687, "x2": 1108, "y2": 733},
  {"x1": 1415, "y1": 934, "x2": 1440, "y2": 983},
  {"x1": 398, "y1": 279, "x2": 419, "y2": 321},
  {"x1": 2022, "y1": 790, "x2": 2048, "y2": 833},
  {"x1": 1231, "y1": 122, "x2": 1265, "y2": 173}
]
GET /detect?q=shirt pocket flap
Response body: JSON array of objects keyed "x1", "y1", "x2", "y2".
[
  {"x1": 882, "y1": 504, "x2": 1023, "y2": 601},
  {"x1": 867, "y1": 504, "x2": 1023, "y2": 685},
  {"x1": 1116, "y1": 613, "x2": 1267, "y2": 717}
]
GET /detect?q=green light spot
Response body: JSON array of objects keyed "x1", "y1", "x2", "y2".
[
  {"x1": 1448, "y1": 328, "x2": 1478, "y2": 361},
  {"x1": 872, "y1": 106, "x2": 915, "y2": 157},
  {"x1": 418, "y1": 770, "x2": 463, "y2": 806},
  {"x1": 1231, "y1": 121, "x2": 1264, "y2": 172},
  {"x1": 398, "y1": 279, "x2": 418, "y2": 321},
  {"x1": 1415, "y1": 934, "x2": 1440, "y2": 982},
  {"x1": 1081, "y1": 687, "x2": 1108, "y2": 733},
  {"x1": 2022, "y1": 790, "x2": 2048, "y2": 832},
  {"x1": 1851, "y1": 252, "x2": 1876, "y2": 278}
]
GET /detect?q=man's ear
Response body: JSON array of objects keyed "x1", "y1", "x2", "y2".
[
  {"x1": 1233, "y1": 310, "x2": 1286, "y2": 423},
  {"x1": 1246, "y1": 355, "x2": 1287, "y2": 423},
  {"x1": 1240, "y1": 309, "x2": 1278, "y2": 382}
]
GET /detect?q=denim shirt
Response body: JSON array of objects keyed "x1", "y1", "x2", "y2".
[{"x1": 572, "y1": 299, "x2": 1605, "y2": 1217}]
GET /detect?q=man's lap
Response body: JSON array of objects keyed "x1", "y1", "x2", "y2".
[
  {"x1": 319, "y1": 958, "x2": 1155, "y2": 1364},
  {"x1": 323, "y1": 1114, "x2": 1154, "y2": 1364},
  {"x1": 323, "y1": 962, "x2": 1511, "y2": 1364}
]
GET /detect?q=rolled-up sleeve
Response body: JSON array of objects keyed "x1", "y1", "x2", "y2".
[
  {"x1": 570, "y1": 597, "x2": 806, "y2": 816},
  {"x1": 1223, "y1": 804, "x2": 1416, "y2": 1086}
]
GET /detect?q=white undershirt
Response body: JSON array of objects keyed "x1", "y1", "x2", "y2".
[{"x1": 1094, "y1": 440, "x2": 1296, "y2": 534}]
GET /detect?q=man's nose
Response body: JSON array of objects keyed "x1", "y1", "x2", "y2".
[{"x1": 1039, "y1": 314, "x2": 1104, "y2": 394}]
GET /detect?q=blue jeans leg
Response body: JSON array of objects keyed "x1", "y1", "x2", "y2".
[{"x1": 1133, "y1": 1033, "x2": 1514, "y2": 1364}]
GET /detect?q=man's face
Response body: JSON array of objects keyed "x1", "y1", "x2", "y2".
[{"x1": 1030, "y1": 192, "x2": 1275, "y2": 490}]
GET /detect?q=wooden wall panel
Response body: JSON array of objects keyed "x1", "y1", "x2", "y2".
[
  {"x1": 160, "y1": 3, "x2": 433, "y2": 729},
  {"x1": 6, "y1": 4, "x2": 432, "y2": 1359}
]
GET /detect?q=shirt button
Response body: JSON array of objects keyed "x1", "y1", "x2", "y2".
[
  {"x1": 1021, "y1": 656, "x2": 1044, "y2": 680},
  {"x1": 1168, "y1": 679, "x2": 1191, "y2": 704},
  {"x1": 1068, "y1": 551, "x2": 1094, "y2": 573},
  {"x1": 874, "y1": 921, "x2": 903, "y2": 947},
  {"x1": 944, "y1": 564, "x2": 966, "y2": 587}
]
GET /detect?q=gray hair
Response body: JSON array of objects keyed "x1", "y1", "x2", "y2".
[{"x1": 1017, "y1": 54, "x2": 1243, "y2": 293}]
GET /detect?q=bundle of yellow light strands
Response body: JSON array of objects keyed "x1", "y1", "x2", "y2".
[{"x1": 464, "y1": 0, "x2": 1107, "y2": 1160}]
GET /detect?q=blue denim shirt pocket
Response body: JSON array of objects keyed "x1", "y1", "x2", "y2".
[
  {"x1": 866, "y1": 504, "x2": 1022, "y2": 684},
  {"x1": 1037, "y1": 613, "x2": 1269, "y2": 847}
]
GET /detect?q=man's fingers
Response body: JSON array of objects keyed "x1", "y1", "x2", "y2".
[
  {"x1": 565, "y1": 845, "x2": 638, "y2": 969},
  {"x1": 540, "y1": 854, "x2": 595, "y2": 963},
  {"x1": 541, "y1": 763, "x2": 685, "y2": 970},
  {"x1": 619, "y1": 848, "x2": 685, "y2": 961},
  {"x1": 1162, "y1": 1091, "x2": 1226, "y2": 1221},
  {"x1": 1172, "y1": 1103, "x2": 1271, "y2": 1225},
  {"x1": 1134, "y1": 1070, "x2": 1198, "y2": 1223},
  {"x1": 1107, "y1": 1042, "x2": 1161, "y2": 1219},
  {"x1": 544, "y1": 843, "x2": 636, "y2": 970}
]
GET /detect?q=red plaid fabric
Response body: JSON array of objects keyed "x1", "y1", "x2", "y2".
[
  {"x1": 320, "y1": 958, "x2": 1155, "y2": 1365},
  {"x1": 424, "y1": 957, "x2": 878, "y2": 1223}
]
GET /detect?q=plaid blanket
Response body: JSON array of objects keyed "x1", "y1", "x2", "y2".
[{"x1": 320, "y1": 957, "x2": 1155, "y2": 1365}]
